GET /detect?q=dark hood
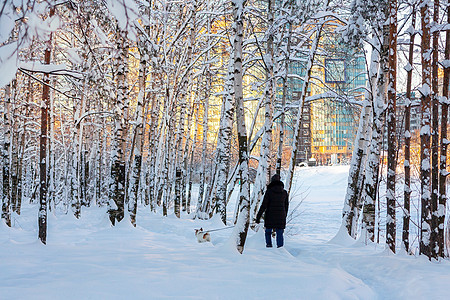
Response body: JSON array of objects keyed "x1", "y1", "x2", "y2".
[{"x1": 268, "y1": 180, "x2": 284, "y2": 192}]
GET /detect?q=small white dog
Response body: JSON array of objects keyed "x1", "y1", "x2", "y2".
[{"x1": 195, "y1": 228, "x2": 211, "y2": 243}]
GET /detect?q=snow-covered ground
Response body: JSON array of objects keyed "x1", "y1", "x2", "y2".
[{"x1": 1, "y1": 166, "x2": 449, "y2": 299}]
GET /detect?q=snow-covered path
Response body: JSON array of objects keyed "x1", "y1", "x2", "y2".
[{"x1": 1, "y1": 166, "x2": 449, "y2": 299}]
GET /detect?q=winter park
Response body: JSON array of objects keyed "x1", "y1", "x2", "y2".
[{"x1": 1, "y1": 0, "x2": 450, "y2": 299}]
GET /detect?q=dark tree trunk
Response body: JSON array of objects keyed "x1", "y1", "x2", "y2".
[
  {"x1": 386, "y1": 0, "x2": 398, "y2": 254},
  {"x1": 402, "y1": 6, "x2": 416, "y2": 253},
  {"x1": 438, "y1": 0, "x2": 450, "y2": 258},
  {"x1": 429, "y1": 0, "x2": 440, "y2": 260},
  {"x1": 419, "y1": 0, "x2": 432, "y2": 259},
  {"x1": 39, "y1": 7, "x2": 55, "y2": 244}
]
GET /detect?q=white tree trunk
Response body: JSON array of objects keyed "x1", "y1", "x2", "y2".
[
  {"x1": 230, "y1": 0, "x2": 251, "y2": 254},
  {"x1": 251, "y1": 0, "x2": 275, "y2": 223}
]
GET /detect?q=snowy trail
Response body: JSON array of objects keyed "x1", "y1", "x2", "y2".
[{"x1": 1, "y1": 166, "x2": 450, "y2": 299}]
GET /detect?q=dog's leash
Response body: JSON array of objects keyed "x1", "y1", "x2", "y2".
[
  {"x1": 203, "y1": 225, "x2": 235, "y2": 233},
  {"x1": 203, "y1": 223, "x2": 260, "y2": 233}
]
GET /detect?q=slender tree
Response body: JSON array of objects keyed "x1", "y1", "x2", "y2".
[
  {"x1": 250, "y1": 0, "x2": 275, "y2": 223},
  {"x1": 275, "y1": 0, "x2": 292, "y2": 175},
  {"x1": 231, "y1": 0, "x2": 251, "y2": 254},
  {"x1": 128, "y1": 34, "x2": 148, "y2": 226},
  {"x1": 386, "y1": 0, "x2": 398, "y2": 254},
  {"x1": 38, "y1": 7, "x2": 55, "y2": 244},
  {"x1": 438, "y1": 0, "x2": 450, "y2": 258},
  {"x1": 1, "y1": 83, "x2": 12, "y2": 227},
  {"x1": 108, "y1": 27, "x2": 129, "y2": 225},
  {"x1": 402, "y1": 5, "x2": 416, "y2": 253},
  {"x1": 419, "y1": 0, "x2": 432, "y2": 259},
  {"x1": 429, "y1": 0, "x2": 440, "y2": 259}
]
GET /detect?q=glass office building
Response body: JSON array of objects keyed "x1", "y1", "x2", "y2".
[{"x1": 280, "y1": 26, "x2": 367, "y2": 165}]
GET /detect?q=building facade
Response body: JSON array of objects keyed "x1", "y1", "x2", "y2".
[{"x1": 282, "y1": 33, "x2": 366, "y2": 165}]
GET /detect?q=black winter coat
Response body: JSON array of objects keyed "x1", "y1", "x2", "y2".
[{"x1": 256, "y1": 180, "x2": 289, "y2": 229}]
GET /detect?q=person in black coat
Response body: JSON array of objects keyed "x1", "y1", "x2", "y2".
[{"x1": 255, "y1": 174, "x2": 289, "y2": 248}]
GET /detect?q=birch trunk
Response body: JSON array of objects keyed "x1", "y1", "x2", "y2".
[
  {"x1": 211, "y1": 61, "x2": 235, "y2": 224},
  {"x1": 146, "y1": 79, "x2": 159, "y2": 211},
  {"x1": 1, "y1": 84, "x2": 11, "y2": 227},
  {"x1": 275, "y1": 8, "x2": 291, "y2": 175},
  {"x1": 359, "y1": 44, "x2": 378, "y2": 242},
  {"x1": 71, "y1": 78, "x2": 86, "y2": 218},
  {"x1": 230, "y1": 0, "x2": 251, "y2": 254},
  {"x1": 109, "y1": 27, "x2": 128, "y2": 225},
  {"x1": 361, "y1": 25, "x2": 388, "y2": 243},
  {"x1": 128, "y1": 40, "x2": 148, "y2": 226},
  {"x1": 186, "y1": 92, "x2": 200, "y2": 214},
  {"x1": 181, "y1": 83, "x2": 195, "y2": 213},
  {"x1": 344, "y1": 70, "x2": 373, "y2": 238},
  {"x1": 251, "y1": 0, "x2": 274, "y2": 223},
  {"x1": 175, "y1": 2, "x2": 196, "y2": 217},
  {"x1": 16, "y1": 100, "x2": 28, "y2": 215},
  {"x1": 196, "y1": 84, "x2": 209, "y2": 219}
]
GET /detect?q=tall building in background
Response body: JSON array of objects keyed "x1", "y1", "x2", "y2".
[
  {"x1": 278, "y1": 26, "x2": 367, "y2": 166},
  {"x1": 309, "y1": 55, "x2": 366, "y2": 165}
]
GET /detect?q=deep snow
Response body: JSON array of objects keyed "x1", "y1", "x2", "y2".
[{"x1": 1, "y1": 166, "x2": 449, "y2": 299}]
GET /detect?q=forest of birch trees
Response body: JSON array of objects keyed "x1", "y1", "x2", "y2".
[{"x1": 0, "y1": 0, "x2": 449, "y2": 257}]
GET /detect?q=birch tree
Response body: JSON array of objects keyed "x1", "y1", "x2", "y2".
[
  {"x1": 230, "y1": 0, "x2": 251, "y2": 254},
  {"x1": 128, "y1": 33, "x2": 148, "y2": 226},
  {"x1": 342, "y1": 0, "x2": 388, "y2": 241},
  {"x1": 1, "y1": 84, "x2": 12, "y2": 227},
  {"x1": 211, "y1": 60, "x2": 235, "y2": 224},
  {"x1": 108, "y1": 27, "x2": 128, "y2": 225},
  {"x1": 250, "y1": 0, "x2": 275, "y2": 223}
]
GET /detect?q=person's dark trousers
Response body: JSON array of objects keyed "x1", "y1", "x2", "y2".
[{"x1": 265, "y1": 228, "x2": 284, "y2": 247}]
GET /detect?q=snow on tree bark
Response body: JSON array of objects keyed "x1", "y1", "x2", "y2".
[
  {"x1": 385, "y1": 0, "x2": 398, "y2": 254},
  {"x1": 230, "y1": 0, "x2": 251, "y2": 254},
  {"x1": 438, "y1": 0, "x2": 450, "y2": 258},
  {"x1": 109, "y1": 27, "x2": 128, "y2": 226},
  {"x1": 344, "y1": 66, "x2": 373, "y2": 238},
  {"x1": 429, "y1": 0, "x2": 440, "y2": 260},
  {"x1": 402, "y1": 6, "x2": 416, "y2": 253},
  {"x1": 195, "y1": 82, "x2": 209, "y2": 219},
  {"x1": 211, "y1": 60, "x2": 235, "y2": 224},
  {"x1": 186, "y1": 93, "x2": 201, "y2": 214},
  {"x1": 128, "y1": 36, "x2": 148, "y2": 226},
  {"x1": 1, "y1": 84, "x2": 12, "y2": 227},
  {"x1": 419, "y1": 0, "x2": 432, "y2": 259},
  {"x1": 341, "y1": 0, "x2": 389, "y2": 242},
  {"x1": 360, "y1": 20, "x2": 389, "y2": 243},
  {"x1": 275, "y1": 2, "x2": 291, "y2": 176},
  {"x1": 250, "y1": 0, "x2": 274, "y2": 224},
  {"x1": 38, "y1": 7, "x2": 55, "y2": 244}
]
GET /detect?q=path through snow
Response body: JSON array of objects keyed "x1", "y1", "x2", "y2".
[{"x1": 1, "y1": 166, "x2": 449, "y2": 299}]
